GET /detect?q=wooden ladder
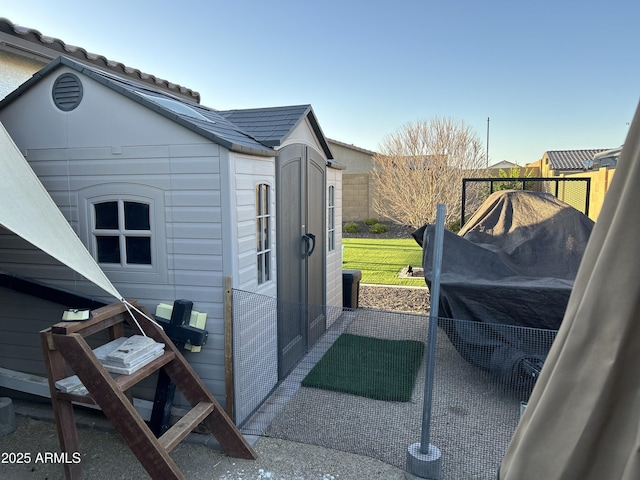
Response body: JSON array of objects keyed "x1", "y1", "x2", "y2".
[{"x1": 40, "y1": 301, "x2": 256, "y2": 480}]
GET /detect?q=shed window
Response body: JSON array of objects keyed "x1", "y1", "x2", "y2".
[
  {"x1": 256, "y1": 184, "x2": 271, "y2": 285},
  {"x1": 328, "y1": 185, "x2": 335, "y2": 251},
  {"x1": 93, "y1": 200, "x2": 152, "y2": 265}
]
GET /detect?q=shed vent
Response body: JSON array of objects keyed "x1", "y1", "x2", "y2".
[{"x1": 52, "y1": 73, "x2": 83, "y2": 111}]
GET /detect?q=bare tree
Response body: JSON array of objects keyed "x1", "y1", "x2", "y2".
[{"x1": 371, "y1": 117, "x2": 488, "y2": 228}]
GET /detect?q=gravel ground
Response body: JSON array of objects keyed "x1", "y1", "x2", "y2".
[
  {"x1": 0, "y1": 284, "x2": 428, "y2": 480},
  {"x1": 0, "y1": 412, "x2": 406, "y2": 480},
  {"x1": 265, "y1": 301, "x2": 517, "y2": 480},
  {"x1": 0, "y1": 225, "x2": 514, "y2": 479},
  {"x1": 358, "y1": 284, "x2": 430, "y2": 314}
]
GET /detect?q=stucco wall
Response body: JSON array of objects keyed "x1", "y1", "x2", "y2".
[
  {"x1": 562, "y1": 167, "x2": 615, "y2": 221},
  {"x1": 0, "y1": 50, "x2": 44, "y2": 99},
  {"x1": 525, "y1": 156, "x2": 614, "y2": 222},
  {"x1": 343, "y1": 173, "x2": 373, "y2": 221},
  {"x1": 328, "y1": 140, "x2": 376, "y2": 222}
]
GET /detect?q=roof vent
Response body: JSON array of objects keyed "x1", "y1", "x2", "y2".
[{"x1": 52, "y1": 73, "x2": 83, "y2": 111}]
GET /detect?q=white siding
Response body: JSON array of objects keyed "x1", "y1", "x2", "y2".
[
  {"x1": 0, "y1": 288, "x2": 73, "y2": 378},
  {"x1": 0, "y1": 63, "x2": 345, "y2": 417},
  {"x1": 0, "y1": 67, "x2": 234, "y2": 406},
  {"x1": 227, "y1": 151, "x2": 278, "y2": 423},
  {"x1": 280, "y1": 117, "x2": 320, "y2": 151},
  {"x1": 226, "y1": 152, "x2": 277, "y2": 294},
  {"x1": 326, "y1": 166, "x2": 344, "y2": 326}
]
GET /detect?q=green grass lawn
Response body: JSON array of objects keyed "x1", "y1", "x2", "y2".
[{"x1": 342, "y1": 238, "x2": 426, "y2": 286}]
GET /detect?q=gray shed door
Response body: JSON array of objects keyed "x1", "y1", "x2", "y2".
[{"x1": 276, "y1": 144, "x2": 326, "y2": 378}]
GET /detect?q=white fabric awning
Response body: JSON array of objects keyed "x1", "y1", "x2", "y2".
[{"x1": 0, "y1": 121, "x2": 122, "y2": 301}]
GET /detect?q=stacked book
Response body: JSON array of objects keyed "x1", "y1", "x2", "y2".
[
  {"x1": 55, "y1": 335, "x2": 165, "y2": 395},
  {"x1": 95, "y1": 335, "x2": 165, "y2": 374}
]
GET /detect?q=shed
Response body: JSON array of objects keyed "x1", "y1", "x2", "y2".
[{"x1": 0, "y1": 55, "x2": 343, "y2": 422}]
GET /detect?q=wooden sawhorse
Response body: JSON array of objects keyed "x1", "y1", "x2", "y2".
[{"x1": 40, "y1": 301, "x2": 256, "y2": 480}]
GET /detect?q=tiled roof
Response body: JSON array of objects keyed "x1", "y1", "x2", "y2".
[
  {"x1": 0, "y1": 57, "x2": 274, "y2": 156},
  {"x1": 0, "y1": 18, "x2": 334, "y2": 158},
  {"x1": 546, "y1": 149, "x2": 610, "y2": 170},
  {"x1": 0, "y1": 17, "x2": 200, "y2": 103}
]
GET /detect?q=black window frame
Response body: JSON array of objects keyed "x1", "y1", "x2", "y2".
[{"x1": 92, "y1": 199, "x2": 153, "y2": 267}]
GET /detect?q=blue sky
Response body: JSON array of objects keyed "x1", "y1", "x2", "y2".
[{"x1": 3, "y1": 1, "x2": 638, "y2": 165}]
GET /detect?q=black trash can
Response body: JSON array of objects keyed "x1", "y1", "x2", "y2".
[{"x1": 342, "y1": 270, "x2": 362, "y2": 308}]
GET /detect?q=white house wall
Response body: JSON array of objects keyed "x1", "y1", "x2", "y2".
[{"x1": 0, "y1": 66, "x2": 233, "y2": 405}]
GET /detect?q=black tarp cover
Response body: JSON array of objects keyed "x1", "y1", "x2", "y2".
[{"x1": 413, "y1": 190, "x2": 594, "y2": 385}]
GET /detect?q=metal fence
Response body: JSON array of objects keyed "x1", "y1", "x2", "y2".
[
  {"x1": 461, "y1": 177, "x2": 591, "y2": 226},
  {"x1": 232, "y1": 289, "x2": 557, "y2": 479}
]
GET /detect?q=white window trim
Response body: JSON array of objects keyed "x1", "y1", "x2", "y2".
[
  {"x1": 79, "y1": 184, "x2": 167, "y2": 284},
  {"x1": 256, "y1": 183, "x2": 272, "y2": 285},
  {"x1": 328, "y1": 185, "x2": 335, "y2": 252}
]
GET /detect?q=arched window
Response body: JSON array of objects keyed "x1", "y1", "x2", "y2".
[{"x1": 79, "y1": 184, "x2": 166, "y2": 283}]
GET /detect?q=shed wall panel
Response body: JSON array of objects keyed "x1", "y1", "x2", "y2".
[
  {"x1": 0, "y1": 83, "x2": 231, "y2": 405},
  {"x1": 230, "y1": 152, "x2": 278, "y2": 423},
  {"x1": 326, "y1": 167, "x2": 343, "y2": 320}
]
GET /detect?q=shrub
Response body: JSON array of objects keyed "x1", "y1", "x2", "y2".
[
  {"x1": 447, "y1": 220, "x2": 461, "y2": 233},
  {"x1": 369, "y1": 223, "x2": 388, "y2": 234},
  {"x1": 364, "y1": 217, "x2": 379, "y2": 226},
  {"x1": 343, "y1": 222, "x2": 360, "y2": 233}
]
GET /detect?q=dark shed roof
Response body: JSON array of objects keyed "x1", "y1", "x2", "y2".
[
  {"x1": 0, "y1": 56, "x2": 275, "y2": 156},
  {"x1": 1, "y1": 55, "x2": 335, "y2": 159},
  {"x1": 220, "y1": 105, "x2": 334, "y2": 159}
]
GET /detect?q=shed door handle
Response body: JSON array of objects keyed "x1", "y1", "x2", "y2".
[{"x1": 302, "y1": 233, "x2": 316, "y2": 258}]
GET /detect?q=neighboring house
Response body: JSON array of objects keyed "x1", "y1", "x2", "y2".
[
  {"x1": 487, "y1": 160, "x2": 540, "y2": 180},
  {"x1": 488, "y1": 160, "x2": 520, "y2": 171},
  {"x1": 527, "y1": 149, "x2": 618, "y2": 221},
  {"x1": 528, "y1": 149, "x2": 612, "y2": 177},
  {"x1": 0, "y1": 23, "x2": 343, "y2": 424},
  {"x1": 327, "y1": 138, "x2": 377, "y2": 222},
  {"x1": 0, "y1": 17, "x2": 198, "y2": 102},
  {"x1": 590, "y1": 147, "x2": 622, "y2": 169}
]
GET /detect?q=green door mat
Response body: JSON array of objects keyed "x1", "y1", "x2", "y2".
[{"x1": 302, "y1": 333, "x2": 425, "y2": 402}]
